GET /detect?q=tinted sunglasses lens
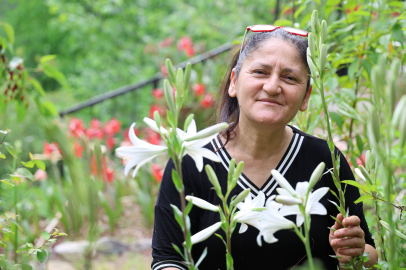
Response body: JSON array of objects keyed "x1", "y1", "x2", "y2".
[
  {"x1": 282, "y1": 27, "x2": 308, "y2": 36},
  {"x1": 249, "y1": 25, "x2": 278, "y2": 32}
]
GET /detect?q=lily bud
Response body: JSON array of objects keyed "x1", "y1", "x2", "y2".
[
  {"x1": 164, "y1": 79, "x2": 176, "y2": 115},
  {"x1": 308, "y1": 33, "x2": 316, "y2": 58},
  {"x1": 391, "y1": 95, "x2": 406, "y2": 127},
  {"x1": 311, "y1": 10, "x2": 319, "y2": 35},
  {"x1": 185, "y1": 122, "x2": 229, "y2": 141},
  {"x1": 368, "y1": 107, "x2": 380, "y2": 145},
  {"x1": 184, "y1": 114, "x2": 195, "y2": 132},
  {"x1": 183, "y1": 62, "x2": 192, "y2": 93},
  {"x1": 153, "y1": 111, "x2": 161, "y2": 130},
  {"x1": 165, "y1": 58, "x2": 176, "y2": 85},
  {"x1": 228, "y1": 159, "x2": 236, "y2": 184},
  {"x1": 189, "y1": 222, "x2": 222, "y2": 244},
  {"x1": 319, "y1": 44, "x2": 327, "y2": 70},
  {"x1": 307, "y1": 49, "x2": 317, "y2": 78},
  {"x1": 359, "y1": 165, "x2": 373, "y2": 185},
  {"x1": 275, "y1": 195, "x2": 303, "y2": 205},
  {"x1": 186, "y1": 195, "x2": 219, "y2": 212},
  {"x1": 307, "y1": 162, "x2": 325, "y2": 192},
  {"x1": 230, "y1": 189, "x2": 250, "y2": 209},
  {"x1": 271, "y1": 170, "x2": 296, "y2": 196},
  {"x1": 321, "y1": 20, "x2": 327, "y2": 43},
  {"x1": 205, "y1": 165, "x2": 223, "y2": 199},
  {"x1": 380, "y1": 220, "x2": 406, "y2": 240},
  {"x1": 365, "y1": 150, "x2": 372, "y2": 170},
  {"x1": 176, "y1": 67, "x2": 184, "y2": 96}
]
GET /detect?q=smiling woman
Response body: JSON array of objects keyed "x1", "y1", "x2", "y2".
[{"x1": 151, "y1": 28, "x2": 377, "y2": 270}]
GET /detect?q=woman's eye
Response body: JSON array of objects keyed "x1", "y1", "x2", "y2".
[{"x1": 286, "y1": 76, "x2": 297, "y2": 82}]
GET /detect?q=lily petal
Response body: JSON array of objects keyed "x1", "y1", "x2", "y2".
[
  {"x1": 143, "y1": 117, "x2": 168, "y2": 135},
  {"x1": 239, "y1": 223, "x2": 248, "y2": 234},
  {"x1": 190, "y1": 222, "x2": 222, "y2": 245},
  {"x1": 271, "y1": 170, "x2": 296, "y2": 196},
  {"x1": 184, "y1": 122, "x2": 228, "y2": 142}
]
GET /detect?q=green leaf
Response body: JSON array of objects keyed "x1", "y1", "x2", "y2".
[
  {"x1": 273, "y1": 19, "x2": 292, "y2": 27},
  {"x1": 0, "y1": 22, "x2": 15, "y2": 45},
  {"x1": 171, "y1": 244, "x2": 186, "y2": 260},
  {"x1": 0, "y1": 153, "x2": 5, "y2": 159},
  {"x1": 16, "y1": 168, "x2": 33, "y2": 181},
  {"x1": 40, "y1": 101, "x2": 58, "y2": 116},
  {"x1": 356, "y1": 135, "x2": 363, "y2": 154},
  {"x1": 195, "y1": 247, "x2": 208, "y2": 268},
  {"x1": 329, "y1": 112, "x2": 343, "y2": 130},
  {"x1": 10, "y1": 218, "x2": 22, "y2": 231},
  {"x1": 341, "y1": 180, "x2": 364, "y2": 190},
  {"x1": 4, "y1": 142, "x2": 16, "y2": 158},
  {"x1": 10, "y1": 175, "x2": 21, "y2": 183},
  {"x1": 22, "y1": 263, "x2": 32, "y2": 270},
  {"x1": 42, "y1": 231, "x2": 50, "y2": 241},
  {"x1": 22, "y1": 161, "x2": 36, "y2": 168},
  {"x1": 354, "y1": 194, "x2": 374, "y2": 204},
  {"x1": 41, "y1": 63, "x2": 70, "y2": 89},
  {"x1": 0, "y1": 179, "x2": 13, "y2": 186},
  {"x1": 40, "y1": 55, "x2": 57, "y2": 63},
  {"x1": 36, "y1": 249, "x2": 47, "y2": 263},
  {"x1": 392, "y1": 23, "x2": 404, "y2": 45},
  {"x1": 35, "y1": 160, "x2": 46, "y2": 171},
  {"x1": 29, "y1": 78, "x2": 46, "y2": 96}
]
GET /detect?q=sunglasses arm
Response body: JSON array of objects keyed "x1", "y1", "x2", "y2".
[{"x1": 239, "y1": 28, "x2": 250, "y2": 56}]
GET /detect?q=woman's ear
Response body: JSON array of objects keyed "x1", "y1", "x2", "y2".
[
  {"x1": 299, "y1": 84, "x2": 312, "y2": 112},
  {"x1": 228, "y1": 68, "x2": 237, "y2": 97}
]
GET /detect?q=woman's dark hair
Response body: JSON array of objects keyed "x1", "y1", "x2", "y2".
[{"x1": 216, "y1": 29, "x2": 311, "y2": 147}]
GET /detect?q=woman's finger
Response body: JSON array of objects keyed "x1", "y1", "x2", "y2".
[
  {"x1": 334, "y1": 225, "x2": 365, "y2": 238},
  {"x1": 342, "y1": 215, "x2": 361, "y2": 227},
  {"x1": 331, "y1": 236, "x2": 365, "y2": 249},
  {"x1": 337, "y1": 247, "x2": 365, "y2": 257}
]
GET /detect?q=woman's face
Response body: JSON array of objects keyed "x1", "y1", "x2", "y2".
[{"x1": 228, "y1": 38, "x2": 311, "y2": 129}]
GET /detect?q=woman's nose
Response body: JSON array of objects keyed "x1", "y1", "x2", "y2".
[{"x1": 262, "y1": 74, "x2": 281, "y2": 95}]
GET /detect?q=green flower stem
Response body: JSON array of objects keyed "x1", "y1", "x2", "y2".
[
  {"x1": 173, "y1": 155, "x2": 194, "y2": 268},
  {"x1": 297, "y1": 205, "x2": 314, "y2": 270},
  {"x1": 12, "y1": 156, "x2": 18, "y2": 264}
]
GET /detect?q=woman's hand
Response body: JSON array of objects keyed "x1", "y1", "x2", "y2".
[{"x1": 329, "y1": 213, "x2": 366, "y2": 267}]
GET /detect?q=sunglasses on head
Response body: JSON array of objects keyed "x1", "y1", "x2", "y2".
[{"x1": 240, "y1": 25, "x2": 309, "y2": 55}]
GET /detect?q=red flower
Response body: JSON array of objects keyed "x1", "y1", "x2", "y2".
[
  {"x1": 392, "y1": 12, "x2": 400, "y2": 17},
  {"x1": 193, "y1": 83, "x2": 206, "y2": 96},
  {"x1": 86, "y1": 128, "x2": 104, "y2": 140},
  {"x1": 152, "y1": 163, "x2": 164, "y2": 183},
  {"x1": 106, "y1": 136, "x2": 116, "y2": 151},
  {"x1": 346, "y1": 5, "x2": 360, "y2": 13},
  {"x1": 160, "y1": 37, "x2": 174, "y2": 48},
  {"x1": 43, "y1": 141, "x2": 60, "y2": 156},
  {"x1": 106, "y1": 167, "x2": 114, "y2": 182},
  {"x1": 152, "y1": 88, "x2": 164, "y2": 99},
  {"x1": 354, "y1": 5, "x2": 360, "y2": 11},
  {"x1": 123, "y1": 126, "x2": 139, "y2": 142},
  {"x1": 185, "y1": 46, "x2": 195, "y2": 58},
  {"x1": 90, "y1": 118, "x2": 101, "y2": 129},
  {"x1": 145, "y1": 128, "x2": 161, "y2": 145},
  {"x1": 201, "y1": 93, "x2": 213, "y2": 108},
  {"x1": 74, "y1": 141, "x2": 83, "y2": 158},
  {"x1": 177, "y1": 37, "x2": 193, "y2": 51},
  {"x1": 161, "y1": 65, "x2": 168, "y2": 77},
  {"x1": 69, "y1": 117, "x2": 85, "y2": 138},
  {"x1": 150, "y1": 104, "x2": 165, "y2": 119},
  {"x1": 356, "y1": 153, "x2": 366, "y2": 166},
  {"x1": 104, "y1": 117, "x2": 121, "y2": 137}
]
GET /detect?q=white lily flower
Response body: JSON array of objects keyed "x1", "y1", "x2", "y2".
[
  {"x1": 271, "y1": 169, "x2": 297, "y2": 196},
  {"x1": 277, "y1": 181, "x2": 329, "y2": 226},
  {"x1": 180, "y1": 120, "x2": 228, "y2": 172},
  {"x1": 256, "y1": 198, "x2": 295, "y2": 246},
  {"x1": 190, "y1": 221, "x2": 222, "y2": 244},
  {"x1": 234, "y1": 191, "x2": 266, "y2": 233},
  {"x1": 275, "y1": 195, "x2": 303, "y2": 205},
  {"x1": 185, "y1": 195, "x2": 219, "y2": 212},
  {"x1": 115, "y1": 123, "x2": 167, "y2": 177},
  {"x1": 143, "y1": 117, "x2": 168, "y2": 136}
]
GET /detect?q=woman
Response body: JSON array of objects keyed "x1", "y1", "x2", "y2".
[{"x1": 151, "y1": 27, "x2": 377, "y2": 270}]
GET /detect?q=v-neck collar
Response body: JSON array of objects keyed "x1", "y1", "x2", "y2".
[{"x1": 211, "y1": 127, "x2": 304, "y2": 198}]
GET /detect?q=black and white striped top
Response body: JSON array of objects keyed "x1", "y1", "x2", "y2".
[{"x1": 151, "y1": 126, "x2": 374, "y2": 270}]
